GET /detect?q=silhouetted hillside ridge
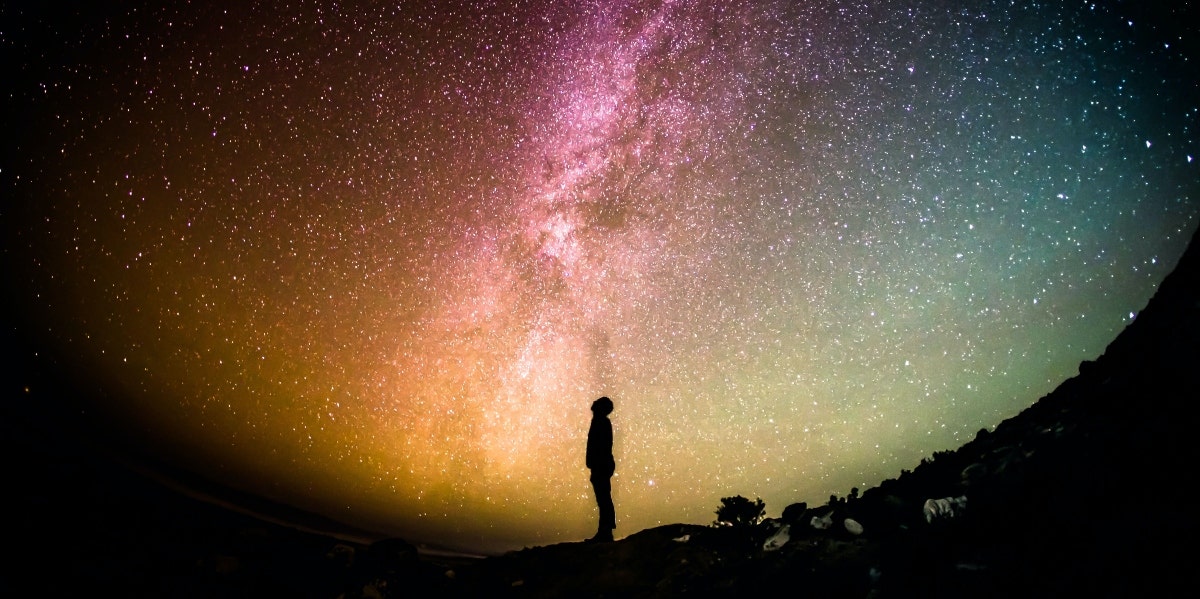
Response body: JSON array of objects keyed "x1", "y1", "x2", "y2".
[
  {"x1": 4, "y1": 226, "x2": 1196, "y2": 597},
  {"x1": 439, "y1": 225, "x2": 1200, "y2": 598}
]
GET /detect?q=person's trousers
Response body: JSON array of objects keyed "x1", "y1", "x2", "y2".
[{"x1": 590, "y1": 471, "x2": 615, "y2": 531}]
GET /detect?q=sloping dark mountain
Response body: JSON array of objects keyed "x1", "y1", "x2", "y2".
[
  {"x1": 4, "y1": 226, "x2": 1197, "y2": 598},
  {"x1": 428, "y1": 224, "x2": 1200, "y2": 599}
]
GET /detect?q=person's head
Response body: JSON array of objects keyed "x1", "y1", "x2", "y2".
[{"x1": 591, "y1": 396, "x2": 613, "y2": 416}]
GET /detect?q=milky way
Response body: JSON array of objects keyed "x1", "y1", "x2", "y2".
[{"x1": 4, "y1": 0, "x2": 1198, "y2": 553}]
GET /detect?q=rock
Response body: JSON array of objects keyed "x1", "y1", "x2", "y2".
[
  {"x1": 923, "y1": 496, "x2": 967, "y2": 524},
  {"x1": 844, "y1": 518, "x2": 863, "y2": 536},
  {"x1": 811, "y1": 513, "x2": 833, "y2": 530},
  {"x1": 782, "y1": 501, "x2": 809, "y2": 523},
  {"x1": 763, "y1": 524, "x2": 791, "y2": 551}
]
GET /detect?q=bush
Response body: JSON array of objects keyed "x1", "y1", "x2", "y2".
[{"x1": 713, "y1": 496, "x2": 766, "y2": 528}]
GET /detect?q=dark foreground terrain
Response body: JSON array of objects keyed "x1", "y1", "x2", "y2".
[{"x1": 5, "y1": 228, "x2": 1198, "y2": 598}]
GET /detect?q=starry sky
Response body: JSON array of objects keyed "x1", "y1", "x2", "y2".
[{"x1": 3, "y1": 0, "x2": 1198, "y2": 554}]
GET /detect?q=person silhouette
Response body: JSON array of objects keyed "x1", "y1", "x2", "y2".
[{"x1": 586, "y1": 396, "x2": 615, "y2": 543}]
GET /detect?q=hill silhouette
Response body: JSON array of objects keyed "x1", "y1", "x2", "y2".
[{"x1": 4, "y1": 225, "x2": 1197, "y2": 598}]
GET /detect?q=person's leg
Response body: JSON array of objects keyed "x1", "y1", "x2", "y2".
[
  {"x1": 598, "y1": 475, "x2": 615, "y2": 531},
  {"x1": 590, "y1": 474, "x2": 614, "y2": 541}
]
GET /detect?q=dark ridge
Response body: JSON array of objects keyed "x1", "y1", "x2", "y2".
[{"x1": 4, "y1": 226, "x2": 1197, "y2": 597}]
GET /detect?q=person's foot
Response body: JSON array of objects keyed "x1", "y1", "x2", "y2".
[{"x1": 585, "y1": 532, "x2": 613, "y2": 543}]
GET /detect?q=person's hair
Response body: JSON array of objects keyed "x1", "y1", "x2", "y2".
[{"x1": 591, "y1": 396, "x2": 613, "y2": 415}]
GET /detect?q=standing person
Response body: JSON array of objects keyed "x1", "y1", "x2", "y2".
[{"x1": 586, "y1": 396, "x2": 615, "y2": 543}]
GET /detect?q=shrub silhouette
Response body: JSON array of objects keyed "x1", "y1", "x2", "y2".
[{"x1": 713, "y1": 496, "x2": 766, "y2": 528}]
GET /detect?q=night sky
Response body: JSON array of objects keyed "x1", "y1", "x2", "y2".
[{"x1": 4, "y1": 1, "x2": 1198, "y2": 554}]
